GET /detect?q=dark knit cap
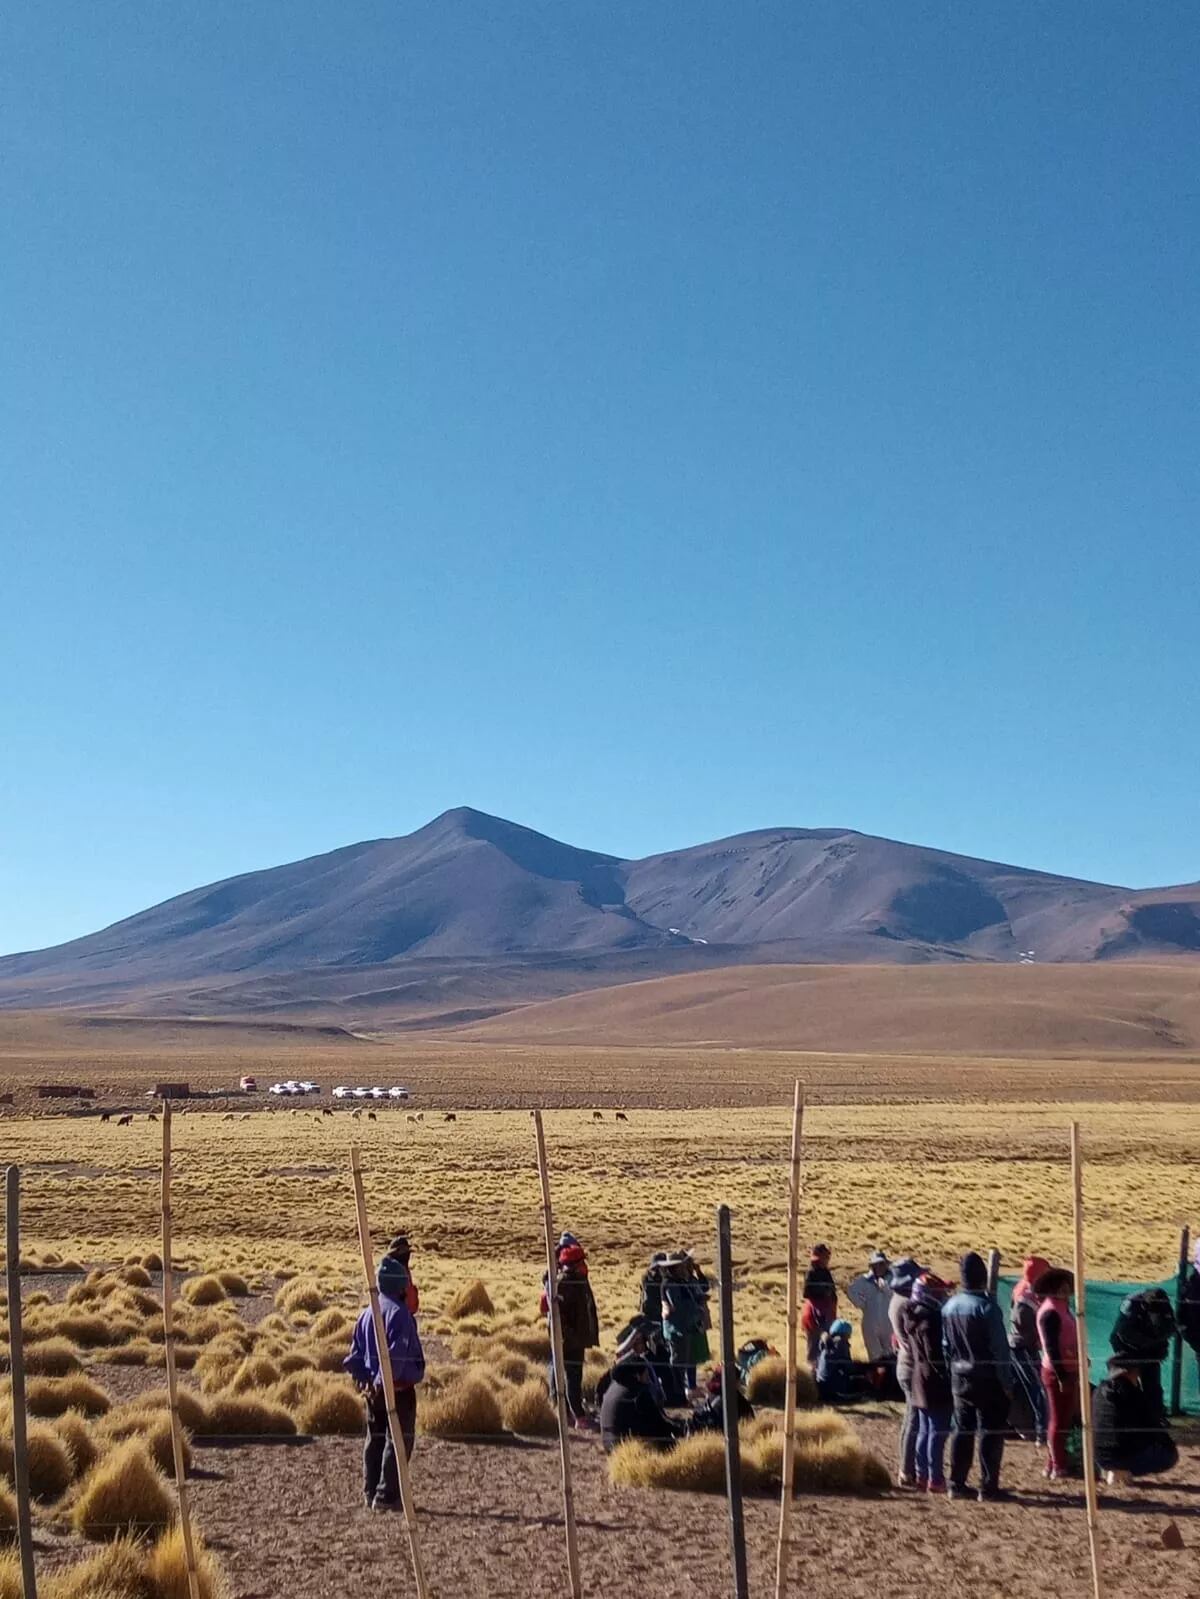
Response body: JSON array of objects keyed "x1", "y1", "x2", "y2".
[
  {"x1": 377, "y1": 1255, "x2": 410, "y2": 1297},
  {"x1": 960, "y1": 1252, "x2": 988, "y2": 1291}
]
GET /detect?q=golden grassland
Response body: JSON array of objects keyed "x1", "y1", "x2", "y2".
[{"x1": 2, "y1": 1095, "x2": 1196, "y2": 1350}]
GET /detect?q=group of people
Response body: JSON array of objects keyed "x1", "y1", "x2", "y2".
[
  {"x1": 801, "y1": 1239, "x2": 1200, "y2": 1501},
  {"x1": 341, "y1": 1226, "x2": 1200, "y2": 1512}
]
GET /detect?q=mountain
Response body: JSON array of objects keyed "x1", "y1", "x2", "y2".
[{"x1": 0, "y1": 807, "x2": 1196, "y2": 1024}]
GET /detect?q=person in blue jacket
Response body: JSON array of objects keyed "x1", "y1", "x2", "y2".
[
  {"x1": 345, "y1": 1255, "x2": 426, "y2": 1511},
  {"x1": 941, "y1": 1251, "x2": 1013, "y2": 1501}
]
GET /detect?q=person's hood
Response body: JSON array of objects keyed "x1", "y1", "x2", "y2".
[
  {"x1": 612, "y1": 1358, "x2": 648, "y2": 1388},
  {"x1": 1013, "y1": 1255, "x2": 1050, "y2": 1302},
  {"x1": 960, "y1": 1252, "x2": 988, "y2": 1291}
]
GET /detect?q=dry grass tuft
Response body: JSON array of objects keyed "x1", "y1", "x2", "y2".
[
  {"x1": 200, "y1": 1396, "x2": 296, "y2": 1437},
  {"x1": 147, "y1": 1524, "x2": 231, "y2": 1599},
  {"x1": 225, "y1": 1356, "x2": 281, "y2": 1396},
  {"x1": 490, "y1": 1352, "x2": 531, "y2": 1386},
  {"x1": 0, "y1": 1551, "x2": 21, "y2": 1599},
  {"x1": 309, "y1": 1307, "x2": 350, "y2": 1340},
  {"x1": 131, "y1": 1388, "x2": 209, "y2": 1435},
  {"x1": 119, "y1": 1265, "x2": 154, "y2": 1289},
  {"x1": 25, "y1": 1423, "x2": 75, "y2": 1501},
  {"x1": 609, "y1": 1431, "x2": 763, "y2": 1494},
  {"x1": 499, "y1": 1378, "x2": 557, "y2": 1436},
  {"x1": 54, "y1": 1410, "x2": 99, "y2": 1477},
  {"x1": 140, "y1": 1252, "x2": 163, "y2": 1273},
  {"x1": 23, "y1": 1338, "x2": 83, "y2": 1377},
  {"x1": 294, "y1": 1377, "x2": 363, "y2": 1436},
  {"x1": 275, "y1": 1278, "x2": 324, "y2": 1317},
  {"x1": 0, "y1": 1484, "x2": 15, "y2": 1536},
  {"x1": 95, "y1": 1340, "x2": 154, "y2": 1368},
  {"x1": 307, "y1": 1341, "x2": 347, "y2": 1373},
  {"x1": 215, "y1": 1271, "x2": 249, "y2": 1297},
  {"x1": 445, "y1": 1280, "x2": 495, "y2": 1320},
  {"x1": 745, "y1": 1357, "x2": 819, "y2": 1409},
  {"x1": 26, "y1": 1375, "x2": 111, "y2": 1419},
  {"x1": 73, "y1": 1438, "x2": 174, "y2": 1540},
  {"x1": 43, "y1": 1534, "x2": 149, "y2": 1598},
  {"x1": 181, "y1": 1276, "x2": 226, "y2": 1307},
  {"x1": 498, "y1": 1329, "x2": 551, "y2": 1361},
  {"x1": 420, "y1": 1376, "x2": 504, "y2": 1438}
]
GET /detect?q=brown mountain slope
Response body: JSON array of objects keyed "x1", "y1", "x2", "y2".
[{"x1": 450, "y1": 962, "x2": 1200, "y2": 1055}]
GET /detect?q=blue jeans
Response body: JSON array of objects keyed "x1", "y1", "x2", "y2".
[{"x1": 915, "y1": 1403, "x2": 951, "y2": 1487}]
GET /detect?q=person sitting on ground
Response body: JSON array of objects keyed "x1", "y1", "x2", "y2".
[
  {"x1": 942, "y1": 1251, "x2": 1013, "y2": 1502},
  {"x1": 598, "y1": 1356, "x2": 686, "y2": 1454},
  {"x1": 385, "y1": 1233, "x2": 420, "y2": 1315},
  {"x1": 662, "y1": 1252, "x2": 706, "y2": 1396},
  {"x1": 554, "y1": 1242, "x2": 600, "y2": 1430},
  {"x1": 815, "y1": 1318, "x2": 855, "y2": 1404},
  {"x1": 1182, "y1": 1238, "x2": 1200, "y2": 1388},
  {"x1": 801, "y1": 1244, "x2": 838, "y2": 1370},
  {"x1": 888, "y1": 1256, "x2": 923, "y2": 1488},
  {"x1": 595, "y1": 1318, "x2": 668, "y2": 1409},
  {"x1": 689, "y1": 1365, "x2": 754, "y2": 1433},
  {"x1": 344, "y1": 1255, "x2": 426, "y2": 1512},
  {"x1": 1093, "y1": 1353, "x2": 1179, "y2": 1485},
  {"x1": 901, "y1": 1272, "x2": 952, "y2": 1495},
  {"x1": 847, "y1": 1250, "x2": 894, "y2": 1363},
  {"x1": 1035, "y1": 1265, "x2": 1081, "y2": 1481},
  {"x1": 1008, "y1": 1255, "x2": 1050, "y2": 1447},
  {"x1": 1110, "y1": 1288, "x2": 1177, "y2": 1425}
]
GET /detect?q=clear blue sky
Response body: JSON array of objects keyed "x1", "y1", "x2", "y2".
[{"x1": 3, "y1": 2, "x2": 1197, "y2": 955}]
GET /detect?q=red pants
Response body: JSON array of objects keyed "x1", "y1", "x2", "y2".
[{"x1": 1041, "y1": 1368, "x2": 1080, "y2": 1474}]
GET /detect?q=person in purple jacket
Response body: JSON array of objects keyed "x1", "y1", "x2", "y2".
[{"x1": 345, "y1": 1255, "x2": 426, "y2": 1511}]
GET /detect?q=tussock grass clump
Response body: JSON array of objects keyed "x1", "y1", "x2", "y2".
[
  {"x1": 200, "y1": 1396, "x2": 296, "y2": 1438},
  {"x1": 0, "y1": 1483, "x2": 16, "y2": 1536},
  {"x1": 181, "y1": 1276, "x2": 226, "y2": 1307},
  {"x1": 132, "y1": 1388, "x2": 209, "y2": 1434},
  {"x1": 745, "y1": 1357, "x2": 819, "y2": 1409},
  {"x1": 498, "y1": 1329, "x2": 551, "y2": 1362},
  {"x1": 277, "y1": 1351, "x2": 315, "y2": 1376},
  {"x1": 43, "y1": 1534, "x2": 148, "y2": 1598},
  {"x1": 95, "y1": 1340, "x2": 154, "y2": 1367},
  {"x1": 23, "y1": 1338, "x2": 82, "y2": 1377},
  {"x1": 491, "y1": 1353, "x2": 530, "y2": 1386},
  {"x1": 295, "y1": 1379, "x2": 363, "y2": 1436},
  {"x1": 215, "y1": 1271, "x2": 249, "y2": 1297},
  {"x1": 225, "y1": 1356, "x2": 281, "y2": 1396},
  {"x1": 420, "y1": 1376, "x2": 503, "y2": 1439},
  {"x1": 309, "y1": 1307, "x2": 350, "y2": 1340},
  {"x1": 44, "y1": 1310, "x2": 121, "y2": 1349},
  {"x1": 25, "y1": 1423, "x2": 75, "y2": 1501},
  {"x1": 500, "y1": 1379, "x2": 557, "y2": 1436},
  {"x1": 26, "y1": 1374, "x2": 111, "y2": 1418},
  {"x1": 140, "y1": 1252, "x2": 163, "y2": 1273},
  {"x1": 54, "y1": 1410, "x2": 99, "y2": 1477},
  {"x1": 445, "y1": 1280, "x2": 494, "y2": 1321},
  {"x1": 119, "y1": 1265, "x2": 153, "y2": 1288},
  {"x1": 275, "y1": 1278, "x2": 324, "y2": 1318},
  {"x1": 0, "y1": 1550, "x2": 21, "y2": 1599},
  {"x1": 147, "y1": 1524, "x2": 232, "y2": 1599},
  {"x1": 307, "y1": 1341, "x2": 347, "y2": 1373},
  {"x1": 609, "y1": 1432, "x2": 764, "y2": 1494},
  {"x1": 73, "y1": 1438, "x2": 174, "y2": 1540}
]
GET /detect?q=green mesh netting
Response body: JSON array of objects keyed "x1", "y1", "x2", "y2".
[{"x1": 997, "y1": 1275, "x2": 1199, "y2": 1415}]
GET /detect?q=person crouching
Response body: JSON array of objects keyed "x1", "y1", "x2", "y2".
[{"x1": 344, "y1": 1255, "x2": 426, "y2": 1511}]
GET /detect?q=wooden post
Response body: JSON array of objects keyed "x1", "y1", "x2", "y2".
[
  {"x1": 774, "y1": 1082, "x2": 804, "y2": 1599},
  {"x1": 717, "y1": 1204, "x2": 749, "y2": 1599},
  {"x1": 159, "y1": 1104, "x2": 201, "y2": 1599},
  {"x1": 1070, "y1": 1123, "x2": 1105, "y2": 1599},
  {"x1": 1170, "y1": 1226, "x2": 1190, "y2": 1418},
  {"x1": 532, "y1": 1111, "x2": 582, "y2": 1599},
  {"x1": 5, "y1": 1167, "x2": 38, "y2": 1599},
  {"x1": 350, "y1": 1148, "x2": 430, "y2": 1599},
  {"x1": 986, "y1": 1248, "x2": 1001, "y2": 1298}
]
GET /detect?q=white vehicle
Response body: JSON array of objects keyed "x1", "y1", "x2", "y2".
[
  {"x1": 370, "y1": 1087, "x2": 386, "y2": 1099},
  {"x1": 352, "y1": 1087, "x2": 370, "y2": 1098},
  {"x1": 387, "y1": 1086, "x2": 410, "y2": 1100},
  {"x1": 332, "y1": 1086, "x2": 352, "y2": 1099},
  {"x1": 298, "y1": 1081, "x2": 319, "y2": 1094}
]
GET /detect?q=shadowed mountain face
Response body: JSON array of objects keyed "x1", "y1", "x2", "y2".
[{"x1": 0, "y1": 808, "x2": 1196, "y2": 1020}]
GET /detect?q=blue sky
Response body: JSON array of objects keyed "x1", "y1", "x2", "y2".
[{"x1": 3, "y1": 2, "x2": 1197, "y2": 955}]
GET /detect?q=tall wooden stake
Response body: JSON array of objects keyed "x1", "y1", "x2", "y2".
[
  {"x1": 986, "y1": 1248, "x2": 1001, "y2": 1298},
  {"x1": 532, "y1": 1111, "x2": 583, "y2": 1599},
  {"x1": 1170, "y1": 1226, "x2": 1190, "y2": 1417},
  {"x1": 1070, "y1": 1123, "x2": 1105, "y2": 1599},
  {"x1": 350, "y1": 1148, "x2": 430, "y2": 1599},
  {"x1": 5, "y1": 1167, "x2": 37, "y2": 1599},
  {"x1": 774, "y1": 1082, "x2": 804, "y2": 1599},
  {"x1": 717, "y1": 1204, "x2": 749, "y2": 1599},
  {"x1": 160, "y1": 1105, "x2": 201, "y2": 1599}
]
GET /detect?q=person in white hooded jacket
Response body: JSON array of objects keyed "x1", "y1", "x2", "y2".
[{"x1": 847, "y1": 1250, "x2": 895, "y2": 1362}]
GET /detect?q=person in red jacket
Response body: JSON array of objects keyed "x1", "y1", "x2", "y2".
[
  {"x1": 1035, "y1": 1266, "x2": 1080, "y2": 1480},
  {"x1": 801, "y1": 1244, "x2": 838, "y2": 1370}
]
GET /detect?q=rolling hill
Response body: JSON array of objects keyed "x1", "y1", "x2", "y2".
[{"x1": 0, "y1": 806, "x2": 1196, "y2": 1029}]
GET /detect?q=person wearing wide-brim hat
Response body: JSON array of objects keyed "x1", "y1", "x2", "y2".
[
  {"x1": 662, "y1": 1250, "x2": 708, "y2": 1397},
  {"x1": 848, "y1": 1249, "x2": 894, "y2": 1364},
  {"x1": 1034, "y1": 1265, "x2": 1080, "y2": 1481}
]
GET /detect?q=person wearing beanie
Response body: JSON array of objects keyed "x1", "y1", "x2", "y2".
[
  {"x1": 941, "y1": 1251, "x2": 1013, "y2": 1501},
  {"x1": 815, "y1": 1318, "x2": 855, "y2": 1405},
  {"x1": 847, "y1": 1250, "x2": 894, "y2": 1363},
  {"x1": 801, "y1": 1244, "x2": 838, "y2": 1371},
  {"x1": 385, "y1": 1233, "x2": 420, "y2": 1315},
  {"x1": 1034, "y1": 1266, "x2": 1080, "y2": 1481},
  {"x1": 1008, "y1": 1255, "x2": 1050, "y2": 1447},
  {"x1": 1093, "y1": 1353, "x2": 1179, "y2": 1485},
  {"x1": 887, "y1": 1256, "x2": 923, "y2": 1487},
  {"x1": 344, "y1": 1255, "x2": 426, "y2": 1511},
  {"x1": 552, "y1": 1242, "x2": 600, "y2": 1429},
  {"x1": 900, "y1": 1273, "x2": 952, "y2": 1493}
]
